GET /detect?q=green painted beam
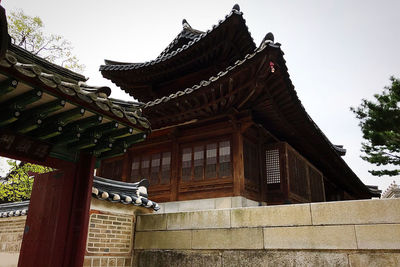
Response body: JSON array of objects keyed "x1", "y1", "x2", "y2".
[
  {"x1": 48, "y1": 132, "x2": 81, "y2": 145},
  {"x1": 68, "y1": 137, "x2": 98, "y2": 150},
  {"x1": 97, "y1": 132, "x2": 146, "y2": 159},
  {"x1": 90, "y1": 142, "x2": 113, "y2": 156},
  {"x1": 16, "y1": 118, "x2": 43, "y2": 134},
  {"x1": 83, "y1": 121, "x2": 119, "y2": 140},
  {"x1": 30, "y1": 99, "x2": 66, "y2": 118},
  {"x1": 0, "y1": 79, "x2": 18, "y2": 96},
  {"x1": 0, "y1": 110, "x2": 21, "y2": 126},
  {"x1": 64, "y1": 114, "x2": 103, "y2": 133},
  {"x1": 35, "y1": 125, "x2": 63, "y2": 140},
  {"x1": 15, "y1": 100, "x2": 66, "y2": 133},
  {"x1": 53, "y1": 108, "x2": 85, "y2": 126},
  {"x1": 105, "y1": 127, "x2": 134, "y2": 141},
  {"x1": 2, "y1": 90, "x2": 42, "y2": 110}
]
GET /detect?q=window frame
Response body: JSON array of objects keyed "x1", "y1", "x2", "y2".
[
  {"x1": 179, "y1": 136, "x2": 233, "y2": 183},
  {"x1": 129, "y1": 147, "x2": 172, "y2": 185}
]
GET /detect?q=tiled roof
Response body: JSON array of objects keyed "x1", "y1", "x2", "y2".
[
  {"x1": 92, "y1": 176, "x2": 160, "y2": 210},
  {"x1": 1, "y1": 45, "x2": 150, "y2": 130},
  {"x1": 100, "y1": 4, "x2": 253, "y2": 72},
  {"x1": 155, "y1": 19, "x2": 204, "y2": 60},
  {"x1": 142, "y1": 38, "x2": 279, "y2": 108}
]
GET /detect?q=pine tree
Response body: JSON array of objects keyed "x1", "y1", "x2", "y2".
[{"x1": 351, "y1": 77, "x2": 400, "y2": 176}]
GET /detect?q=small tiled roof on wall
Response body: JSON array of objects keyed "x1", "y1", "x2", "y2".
[
  {"x1": 92, "y1": 176, "x2": 160, "y2": 210},
  {"x1": 0, "y1": 200, "x2": 29, "y2": 218},
  {"x1": 0, "y1": 177, "x2": 159, "y2": 218}
]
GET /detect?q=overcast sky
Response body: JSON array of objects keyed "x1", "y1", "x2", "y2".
[{"x1": 1, "y1": 0, "x2": 400, "y2": 193}]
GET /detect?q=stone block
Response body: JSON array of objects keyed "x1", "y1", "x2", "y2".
[
  {"x1": 231, "y1": 196, "x2": 245, "y2": 208},
  {"x1": 135, "y1": 250, "x2": 222, "y2": 267},
  {"x1": 215, "y1": 197, "x2": 232, "y2": 209},
  {"x1": 136, "y1": 214, "x2": 166, "y2": 231},
  {"x1": 167, "y1": 209, "x2": 230, "y2": 230},
  {"x1": 355, "y1": 224, "x2": 400, "y2": 250},
  {"x1": 134, "y1": 230, "x2": 191, "y2": 249},
  {"x1": 0, "y1": 252, "x2": 19, "y2": 267},
  {"x1": 221, "y1": 250, "x2": 349, "y2": 267},
  {"x1": 311, "y1": 198, "x2": 400, "y2": 225},
  {"x1": 263, "y1": 225, "x2": 357, "y2": 249},
  {"x1": 163, "y1": 202, "x2": 179, "y2": 213},
  {"x1": 192, "y1": 228, "x2": 263, "y2": 249},
  {"x1": 231, "y1": 204, "x2": 311, "y2": 228},
  {"x1": 348, "y1": 252, "x2": 400, "y2": 267},
  {"x1": 178, "y1": 199, "x2": 215, "y2": 212},
  {"x1": 155, "y1": 203, "x2": 165, "y2": 214}
]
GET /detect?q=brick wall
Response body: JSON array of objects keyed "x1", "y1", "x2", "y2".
[
  {"x1": 87, "y1": 212, "x2": 134, "y2": 255},
  {"x1": 83, "y1": 198, "x2": 151, "y2": 267}
]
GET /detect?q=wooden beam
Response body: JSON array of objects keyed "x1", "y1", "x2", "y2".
[
  {"x1": 16, "y1": 99, "x2": 66, "y2": 133},
  {"x1": 64, "y1": 115, "x2": 103, "y2": 133},
  {"x1": 0, "y1": 109, "x2": 20, "y2": 126},
  {"x1": 0, "y1": 78, "x2": 18, "y2": 96},
  {"x1": 69, "y1": 137, "x2": 98, "y2": 151},
  {"x1": 2, "y1": 89, "x2": 42, "y2": 110},
  {"x1": 35, "y1": 125, "x2": 63, "y2": 140},
  {"x1": 105, "y1": 127, "x2": 134, "y2": 141}
]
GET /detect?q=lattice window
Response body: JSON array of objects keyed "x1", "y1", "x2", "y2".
[
  {"x1": 265, "y1": 149, "x2": 280, "y2": 184},
  {"x1": 180, "y1": 139, "x2": 232, "y2": 181},
  {"x1": 288, "y1": 150, "x2": 309, "y2": 200},
  {"x1": 101, "y1": 159, "x2": 123, "y2": 181},
  {"x1": 219, "y1": 141, "x2": 231, "y2": 178},
  {"x1": 141, "y1": 155, "x2": 150, "y2": 178},
  {"x1": 244, "y1": 139, "x2": 260, "y2": 184},
  {"x1": 150, "y1": 153, "x2": 161, "y2": 185},
  {"x1": 129, "y1": 150, "x2": 172, "y2": 185},
  {"x1": 194, "y1": 145, "x2": 204, "y2": 180},
  {"x1": 182, "y1": 148, "x2": 192, "y2": 182},
  {"x1": 309, "y1": 166, "x2": 324, "y2": 202},
  {"x1": 161, "y1": 152, "x2": 171, "y2": 184},
  {"x1": 205, "y1": 143, "x2": 217, "y2": 179}
]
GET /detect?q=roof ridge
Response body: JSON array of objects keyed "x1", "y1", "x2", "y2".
[{"x1": 100, "y1": 5, "x2": 254, "y2": 72}]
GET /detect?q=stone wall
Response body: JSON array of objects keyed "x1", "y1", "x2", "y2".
[
  {"x1": 0, "y1": 216, "x2": 25, "y2": 267},
  {"x1": 134, "y1": 198, "x2": 400, "y2": 267}
]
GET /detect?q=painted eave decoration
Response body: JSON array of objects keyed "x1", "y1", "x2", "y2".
[{"x1": 0, "y1": 7, "x2": 151, "y2": 162}]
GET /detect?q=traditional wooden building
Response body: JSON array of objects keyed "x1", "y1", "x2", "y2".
[{"x1": 99, "y1": 5, "x2": 379, "y2": 205}]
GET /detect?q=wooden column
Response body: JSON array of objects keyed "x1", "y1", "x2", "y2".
[
  {"x1": 18, "y1": 153, "x2": 95, "y2": 267},
  {"x1": 170, "y1": 134, "x2": 179, "y2": 201},
  {"x1": 232, "y1": 128, "x2": 245, "y2": 196}
]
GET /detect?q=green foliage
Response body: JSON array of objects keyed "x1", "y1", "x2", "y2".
[
  {"x1": 0, "y1": 160, "x2": 52, "y2": 202},
  {"x1": 351, "y1": 76, "x2": 400, "y2": 176},
  {"x1": 7, "y1": 9, "x2": 84, "y2": 72}
]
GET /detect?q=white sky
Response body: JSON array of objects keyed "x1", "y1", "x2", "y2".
[{"x1": 1, "y1": 0, "x2": 400, "y2": 193}]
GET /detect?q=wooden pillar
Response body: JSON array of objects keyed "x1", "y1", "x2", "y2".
[
  {"x1": 232, "y1": 129, "x2": 245, "y2": 196},
  {"x1": 170, "y1": 135, "x2": 179, "y2": 201},
  {"x1": 18, "y1": 153, "x2": 95, "y2": 267}
]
